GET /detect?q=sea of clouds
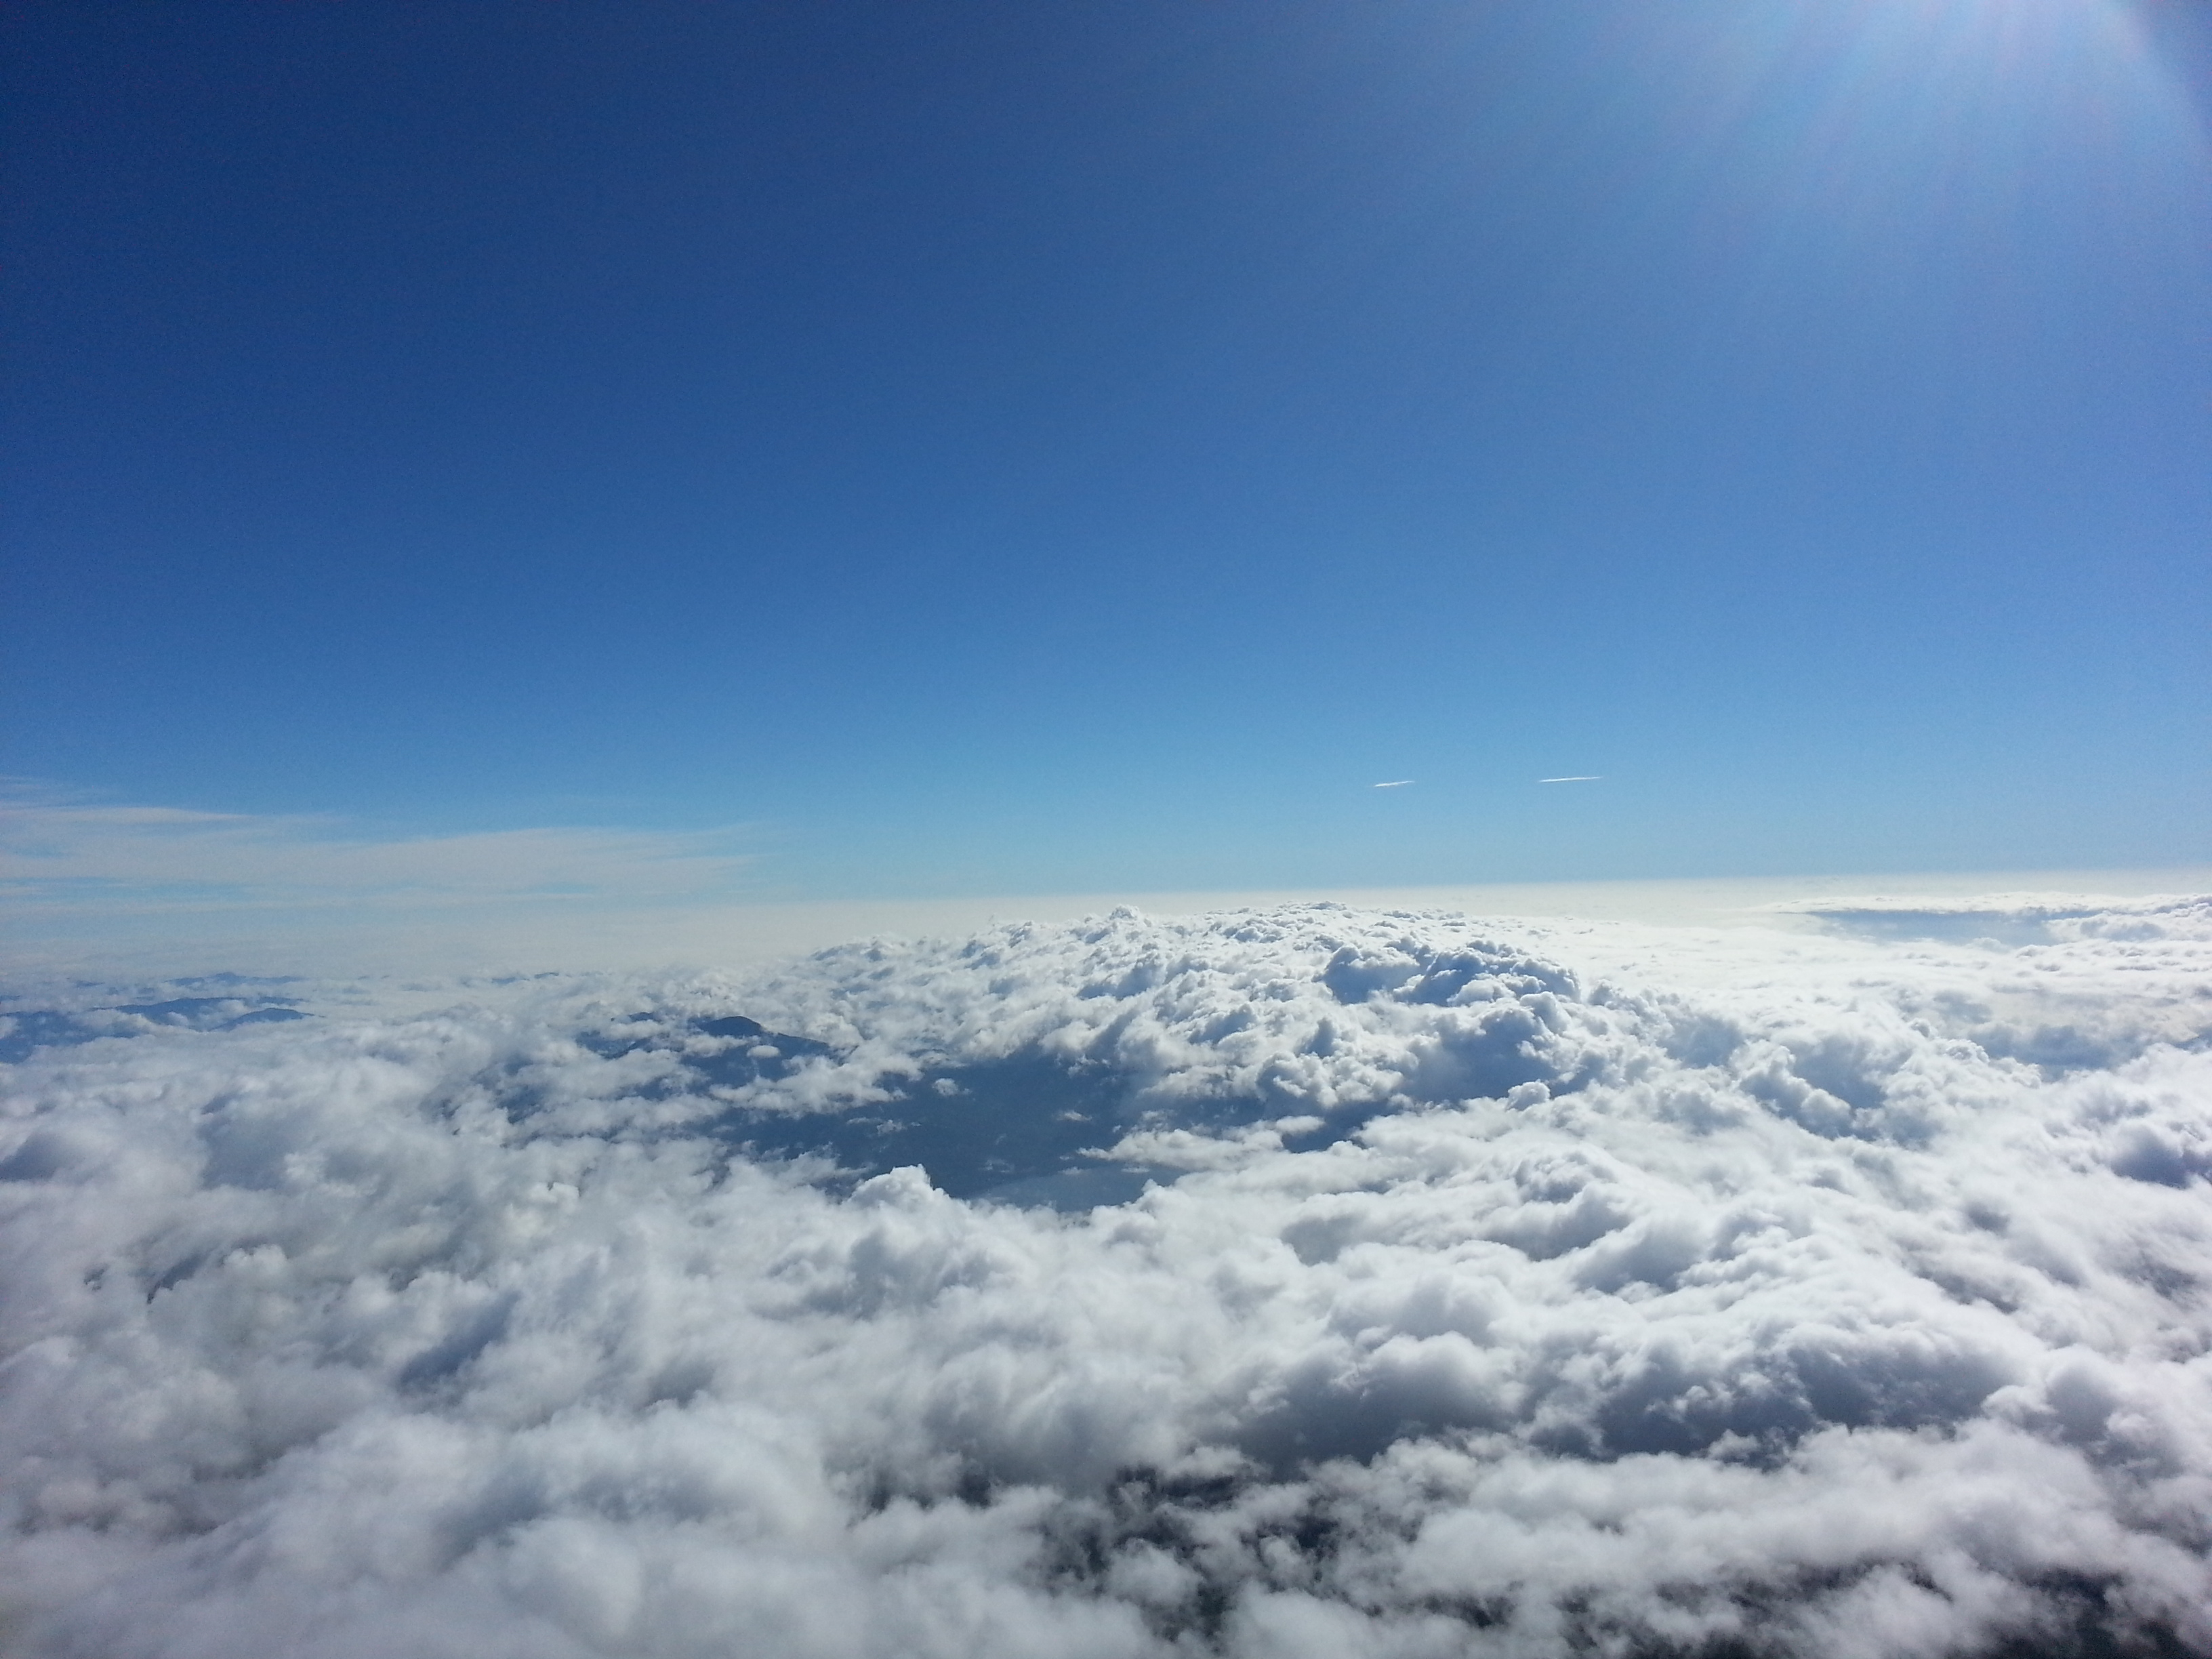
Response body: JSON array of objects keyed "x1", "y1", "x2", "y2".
[{"x1": 3, "y1": 896, "x2": 2209, "y2": 1658}]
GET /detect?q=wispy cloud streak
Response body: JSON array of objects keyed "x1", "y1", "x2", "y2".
[{"x1": 0, "y1": 781, "x2": 754, "y2": 914}]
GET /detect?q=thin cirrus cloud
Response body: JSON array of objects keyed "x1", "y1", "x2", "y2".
[{"x1": 0, "y1": 781, "x2": 754, "y2": 913}]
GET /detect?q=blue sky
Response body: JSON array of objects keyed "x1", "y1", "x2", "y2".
[{"x1": 5, "y1": 0, "x2": 2209, "y2": 905}]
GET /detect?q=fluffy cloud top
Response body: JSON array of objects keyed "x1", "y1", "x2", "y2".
[{"x1": 3, "y1": 901, "x2": 2209, "y2": 1658}]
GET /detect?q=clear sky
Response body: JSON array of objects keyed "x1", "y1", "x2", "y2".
[{"x1": 5, "y1": 0, "x2": 2209, "y2": 906}]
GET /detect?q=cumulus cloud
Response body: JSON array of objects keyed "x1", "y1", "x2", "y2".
[
  {"x1": 1783, "y1": 890, "x2": 2212, "y2": 948},
  {"x1": 3, "y1": 900, "x2": 2209, "y2": 1657}
]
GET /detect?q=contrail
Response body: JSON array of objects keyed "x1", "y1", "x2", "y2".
[
  {"x1": 1372, "y1": 779, "x2": 1414, "y2": 788},
  {"x1": 1538, "y1": 775, "x2": 1601, "y2": 783}
]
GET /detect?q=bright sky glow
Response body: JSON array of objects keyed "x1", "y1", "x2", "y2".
[{"x1": 3, "y1": 0, "x2": 2206, "y2": 916}]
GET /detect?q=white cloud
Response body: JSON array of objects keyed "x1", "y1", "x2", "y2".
[
  {"x1": 2, "y1": 899, "x2": 2209, "y2": 1656},
  {"x1": 0, "y1": 781, "x2": 755, "y2": 912}
]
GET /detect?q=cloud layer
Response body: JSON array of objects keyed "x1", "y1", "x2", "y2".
[
  {"x1": 3, "y1": 900, "x2": 2209, "y2": 1658},
  {"x1": 0, "y1": 785, "x2": 754, "y2": 912}
]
